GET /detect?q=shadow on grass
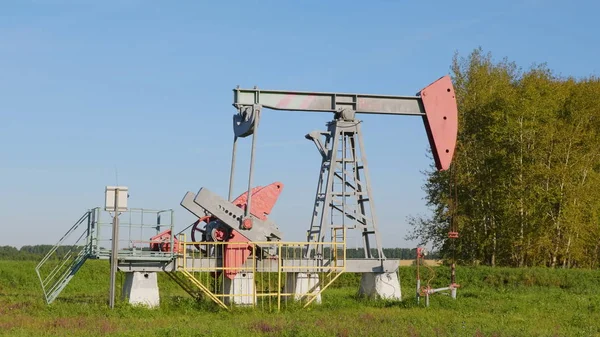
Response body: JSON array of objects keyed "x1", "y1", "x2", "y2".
[{"x1": 54, "y1": 294, "x2": 105, "y2": 305}]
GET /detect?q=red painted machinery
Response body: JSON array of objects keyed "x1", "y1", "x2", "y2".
[{"x1": 189, "y1": 182, "x2": 283, "y2": 279}]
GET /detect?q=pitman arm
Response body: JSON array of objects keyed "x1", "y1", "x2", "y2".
[{"x1": 232, "y1": 76, "x2": 458, "y2": 171}]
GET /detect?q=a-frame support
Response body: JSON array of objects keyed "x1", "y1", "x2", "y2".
[
  {"x1": 304, "y1": 119, "x2": 384, "y2": 260},
  {"x1": 304, "y1": 116, "x2": 401, "y2": 299}
]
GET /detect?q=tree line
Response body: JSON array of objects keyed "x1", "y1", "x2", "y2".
[
  {"x1": 341, "y1": 248, "x2": 439, "y2": 259},
  {"x1": 0, "y1": 245, "x2": 78, "y2": 261},
  {"x1": 407, "y1": 48, "x2": 600, "y2": 268}
]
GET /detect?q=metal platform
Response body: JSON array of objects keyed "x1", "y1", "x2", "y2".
[
  {"x1": 36, "y1": 207, "x2": 177, "y2": 304},
  {"x1": 117, "y1": 257, "x2": 397, "y2": 273},
  {"x1": 36, "y1": 206, "x2": 398, "y2": 308}
]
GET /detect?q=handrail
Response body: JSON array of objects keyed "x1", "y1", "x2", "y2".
[
  {"x1": 35, "y1": 210, "x2": 94, "y2": 304},
  {"x1": 174, "y1": 228, "x2": 346, "y2": 311},
  {"x1": 35, "y1": 211, "x2": 90, "y2": 270}
]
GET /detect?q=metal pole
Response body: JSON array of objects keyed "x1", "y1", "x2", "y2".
[
  {"x1": 451, "y1": 262, "x2": 457, "y2": 299},
  {"x1": 245, "y1": 111, "x2": 260, "y2": 217},
  {"x1": 228, "y1": 136, "x2": 238, "y2": 202},
  {"x1": 109, "y1": 188, "x2": 119, "y2": 309},
  {"x1": 416, "y1": 253, "x2": 420, "y2": 305}
]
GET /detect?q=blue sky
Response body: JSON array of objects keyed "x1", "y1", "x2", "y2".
[{"x1": 1, "y1": 0, "x2": 598, "y2": 249}]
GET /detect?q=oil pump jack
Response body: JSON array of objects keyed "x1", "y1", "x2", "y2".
[{"x1": 180, "y1": 75, "x2": 458, "y2": 300}]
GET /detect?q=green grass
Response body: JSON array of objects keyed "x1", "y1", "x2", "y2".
[{"x1": 1, "y1": 260, "x2": 599, "y2": 336}]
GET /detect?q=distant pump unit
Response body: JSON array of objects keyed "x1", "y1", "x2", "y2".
[{"x1": 104, "y1": 186, "x2": 129, "y2": 212}]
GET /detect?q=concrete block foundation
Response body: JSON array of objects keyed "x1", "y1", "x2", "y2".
[
  {"x1": 223, "y1": 272, "x2": 256, "y2": 306},
  {"x1": 284, "y1": 272, "x2": 322, "y2": 303},
  {"x1": 122, "y1": 271, "x2": 160, "y2": 308},
  {"x1": 358, "y1": 272, "x2": 401, "y2": 300}
]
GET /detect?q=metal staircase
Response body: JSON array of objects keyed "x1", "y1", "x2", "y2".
[
  {"x1": 35, "y1": 210, "x2": 95, "y2": 304},
  {"x1": 36, "y1": 207, "x2": 179, "y2": 305}
]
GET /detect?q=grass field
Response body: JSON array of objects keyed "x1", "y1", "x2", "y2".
[{"x1": 1, "y1": 260, "x2": 599, "y2": 337}]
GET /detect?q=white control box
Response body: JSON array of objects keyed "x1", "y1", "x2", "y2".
[{"x1": 105, "y1": 186, "x2": 129, "y2": 212}]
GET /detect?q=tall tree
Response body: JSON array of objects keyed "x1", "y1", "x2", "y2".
[{"x1": 407, "y1": 48, "x2": 600, "y2": 268}]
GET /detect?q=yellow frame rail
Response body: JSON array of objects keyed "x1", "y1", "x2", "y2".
[{"x1": 174, "y1": 227, "x2": 346, "y2": 311}]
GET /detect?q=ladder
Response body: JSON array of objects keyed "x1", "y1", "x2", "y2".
[
  {"x1": 35, "y1": 210, "x2": 95, "y2": 304},
  {"x1": 304, "y1": 119, "x2": 385, "y2": 260}
]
